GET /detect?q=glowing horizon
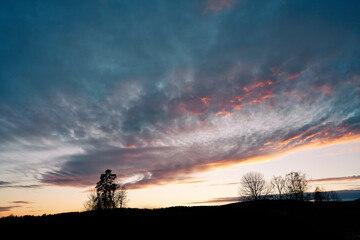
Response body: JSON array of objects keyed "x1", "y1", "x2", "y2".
[{"x1": 1, "y1": 138, "x2": 359, "y2": 217}]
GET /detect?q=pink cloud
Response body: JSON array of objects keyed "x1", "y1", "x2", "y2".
[
  {"x1": 316, "y1": 84, "x2": 333, "y2": 95},
  {"x1": 309, "y1": 175, "x2": 360, "y2": 183},
  {"x1": 286, "y1": 73, "x2": 300, "y2": 80},
  {"x1": 204, "y1": 0, "x2": 238, "y2": 13}
]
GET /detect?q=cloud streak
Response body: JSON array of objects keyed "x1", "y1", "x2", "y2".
[
  {"x1": 8, "y1": 201, "x2": 33, "y2": 204},
  {"x1": 310, "y1": 175, "x2": 360, "y2": 183},
  {"x1": 0, "y1": 206, "x2": 20, "y2": 212},
  {"x1": 189, "y1": 196, "x2": 239, "y2": 205}
]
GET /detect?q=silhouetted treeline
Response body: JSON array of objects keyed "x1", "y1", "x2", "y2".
[
  {"x1": 239, "y1": 171, "x2": 341, "y2": 202},
  {"x1": 1, "y1": 200, "x2": 360, "y2": 239}
]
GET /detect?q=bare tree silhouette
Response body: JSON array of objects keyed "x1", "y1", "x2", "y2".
[
  {"x1": 83, "y1": 189, "x2": 98, "y2": 211},
  {"x1": 239, "y1": 171, "x2": 272, "y2": 201},
  {"x1": 271, "y1": 175, "x2": 286, "y2": 200},
  {"x1": 285, "y1": 171, "x2": 309, "y2": 201}
]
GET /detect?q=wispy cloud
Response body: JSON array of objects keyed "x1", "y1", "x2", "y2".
[
  {"x1": 0, "y1": 184, "x2": 42, "y2": 189},
  {"x1": 0, "y1": 201, "x2": 33, "y2": 213},
  {"x1": 7, "y1": 201, "x2": 33, "y2": 204},
  {"x1": 189, "y1": 196, "x2": 239, "y2": 205},
  {"x1": 0, "y1": 206, "x2": 20, "y2": 212},
  {"x1": 203, "y1": 0, "x2": 238, "y2": 13},
  {"x1": 310, "y1": 175, "x2": 360, "y2": 183},
  {"x1": 0, "y1": 181, "x2": 10, "y2": 186}
]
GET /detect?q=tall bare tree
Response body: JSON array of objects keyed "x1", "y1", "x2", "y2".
[
  {"x1": 115, "y1": 184, "x2": 128, "y2": 208},
  {"x1": 271, "y1": 175, "x2": 286, "y2": 200},
  {"x1": 239, "y1": 171, "x2": 272, "y2": 201},
  {"x1": 285, "y1": 171, "x2": 309, "y2": 201},
  {"x1": 83, "y1": 189, "x2": 98, "y2": 211}
]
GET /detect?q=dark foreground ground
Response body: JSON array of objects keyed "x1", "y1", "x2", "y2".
[{"x1": 1, "y1": 200, "x2": 360, "y2": 239}]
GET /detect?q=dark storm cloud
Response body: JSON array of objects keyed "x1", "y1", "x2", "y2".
[{"x1": 0, "y1": 0, "x2": 359, "y2": 189}]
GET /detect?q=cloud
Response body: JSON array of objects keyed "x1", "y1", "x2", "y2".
[
  {"x1": 189, "y1": 196, "x2": 239, "y2": 204},
  {"x1": 41, "y1": 145, "x2": 221, "y2": 189},
  {"x1": 40, "y1": 90, "x2": 360, "y2": 189},
  {"x1": 0, "y1": 181, "x2": 10, "y2": 186},
  {"x1": 0, "y1": 184, "x2": 42, "y2": 189},
  {"x1": 203, "y1": 0, "x2": 238, "y2": 13},
  {"x1": 0, "y1": 201, "x2": 32, "y2": 213},
  {"x1": 7, "y1": 201, "x2": 33, "y2": 204},
  {"x1": 310, "y1": 175, "x2": 360, "y2": 183},
  {"x1": 0, "y1": 206, "x2": 20, "y2": 212},
  {"x1": 0, "y1": 0, "x2": 359, "y2": 190}
]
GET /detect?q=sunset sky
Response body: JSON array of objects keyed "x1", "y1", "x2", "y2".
[{"x1": 1, "y1": 0, "x2": 360, "y2": 217}]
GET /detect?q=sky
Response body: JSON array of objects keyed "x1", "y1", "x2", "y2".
[{"x1": 0, "y1": 0, "x2": 360, "y2": 216}]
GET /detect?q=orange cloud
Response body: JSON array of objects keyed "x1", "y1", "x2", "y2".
[
  {"x1": 199, "y1": 96, "x2": 211, "y2": 104},
  {"x1": 286, "y1": 73, "x2": 300, "y2": 80},
  {"x1": 243, "y1": 80, "x2": 274, "y2": 92},
  {"x1": 271, "y1": 64, "x2": 310, "y2": 81},
  {"x1": 304, "y1": 132, "x2": 321, "y2": 141},
  {"x1": 235, "y1": 96, "x2": 244, "y2": 102},
  {"x1": 232, "y1": 104, "x2": 243, "y2": 110},
  {"x1": 216, "y1": 108, "x2": 232, "y2": 116}
]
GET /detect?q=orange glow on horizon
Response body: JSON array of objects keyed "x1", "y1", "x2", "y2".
[
  {"x1": 128, "y1": 136, "x2": 360, "y2": 192},
  {"x1": 197, "y1": 133, "x2": 360, "y2": 180},
  {"x1": 1, "y1": 135, "x2": 358, "y2": 217}
]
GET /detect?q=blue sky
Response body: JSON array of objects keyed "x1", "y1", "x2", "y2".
[{"x1": 0, "y1": 0, "x2": 360, "y2": 215}]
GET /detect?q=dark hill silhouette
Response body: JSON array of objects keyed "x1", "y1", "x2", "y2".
[{"x1": 1, "y1": 200, "x2": 360, "y2": 239}]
